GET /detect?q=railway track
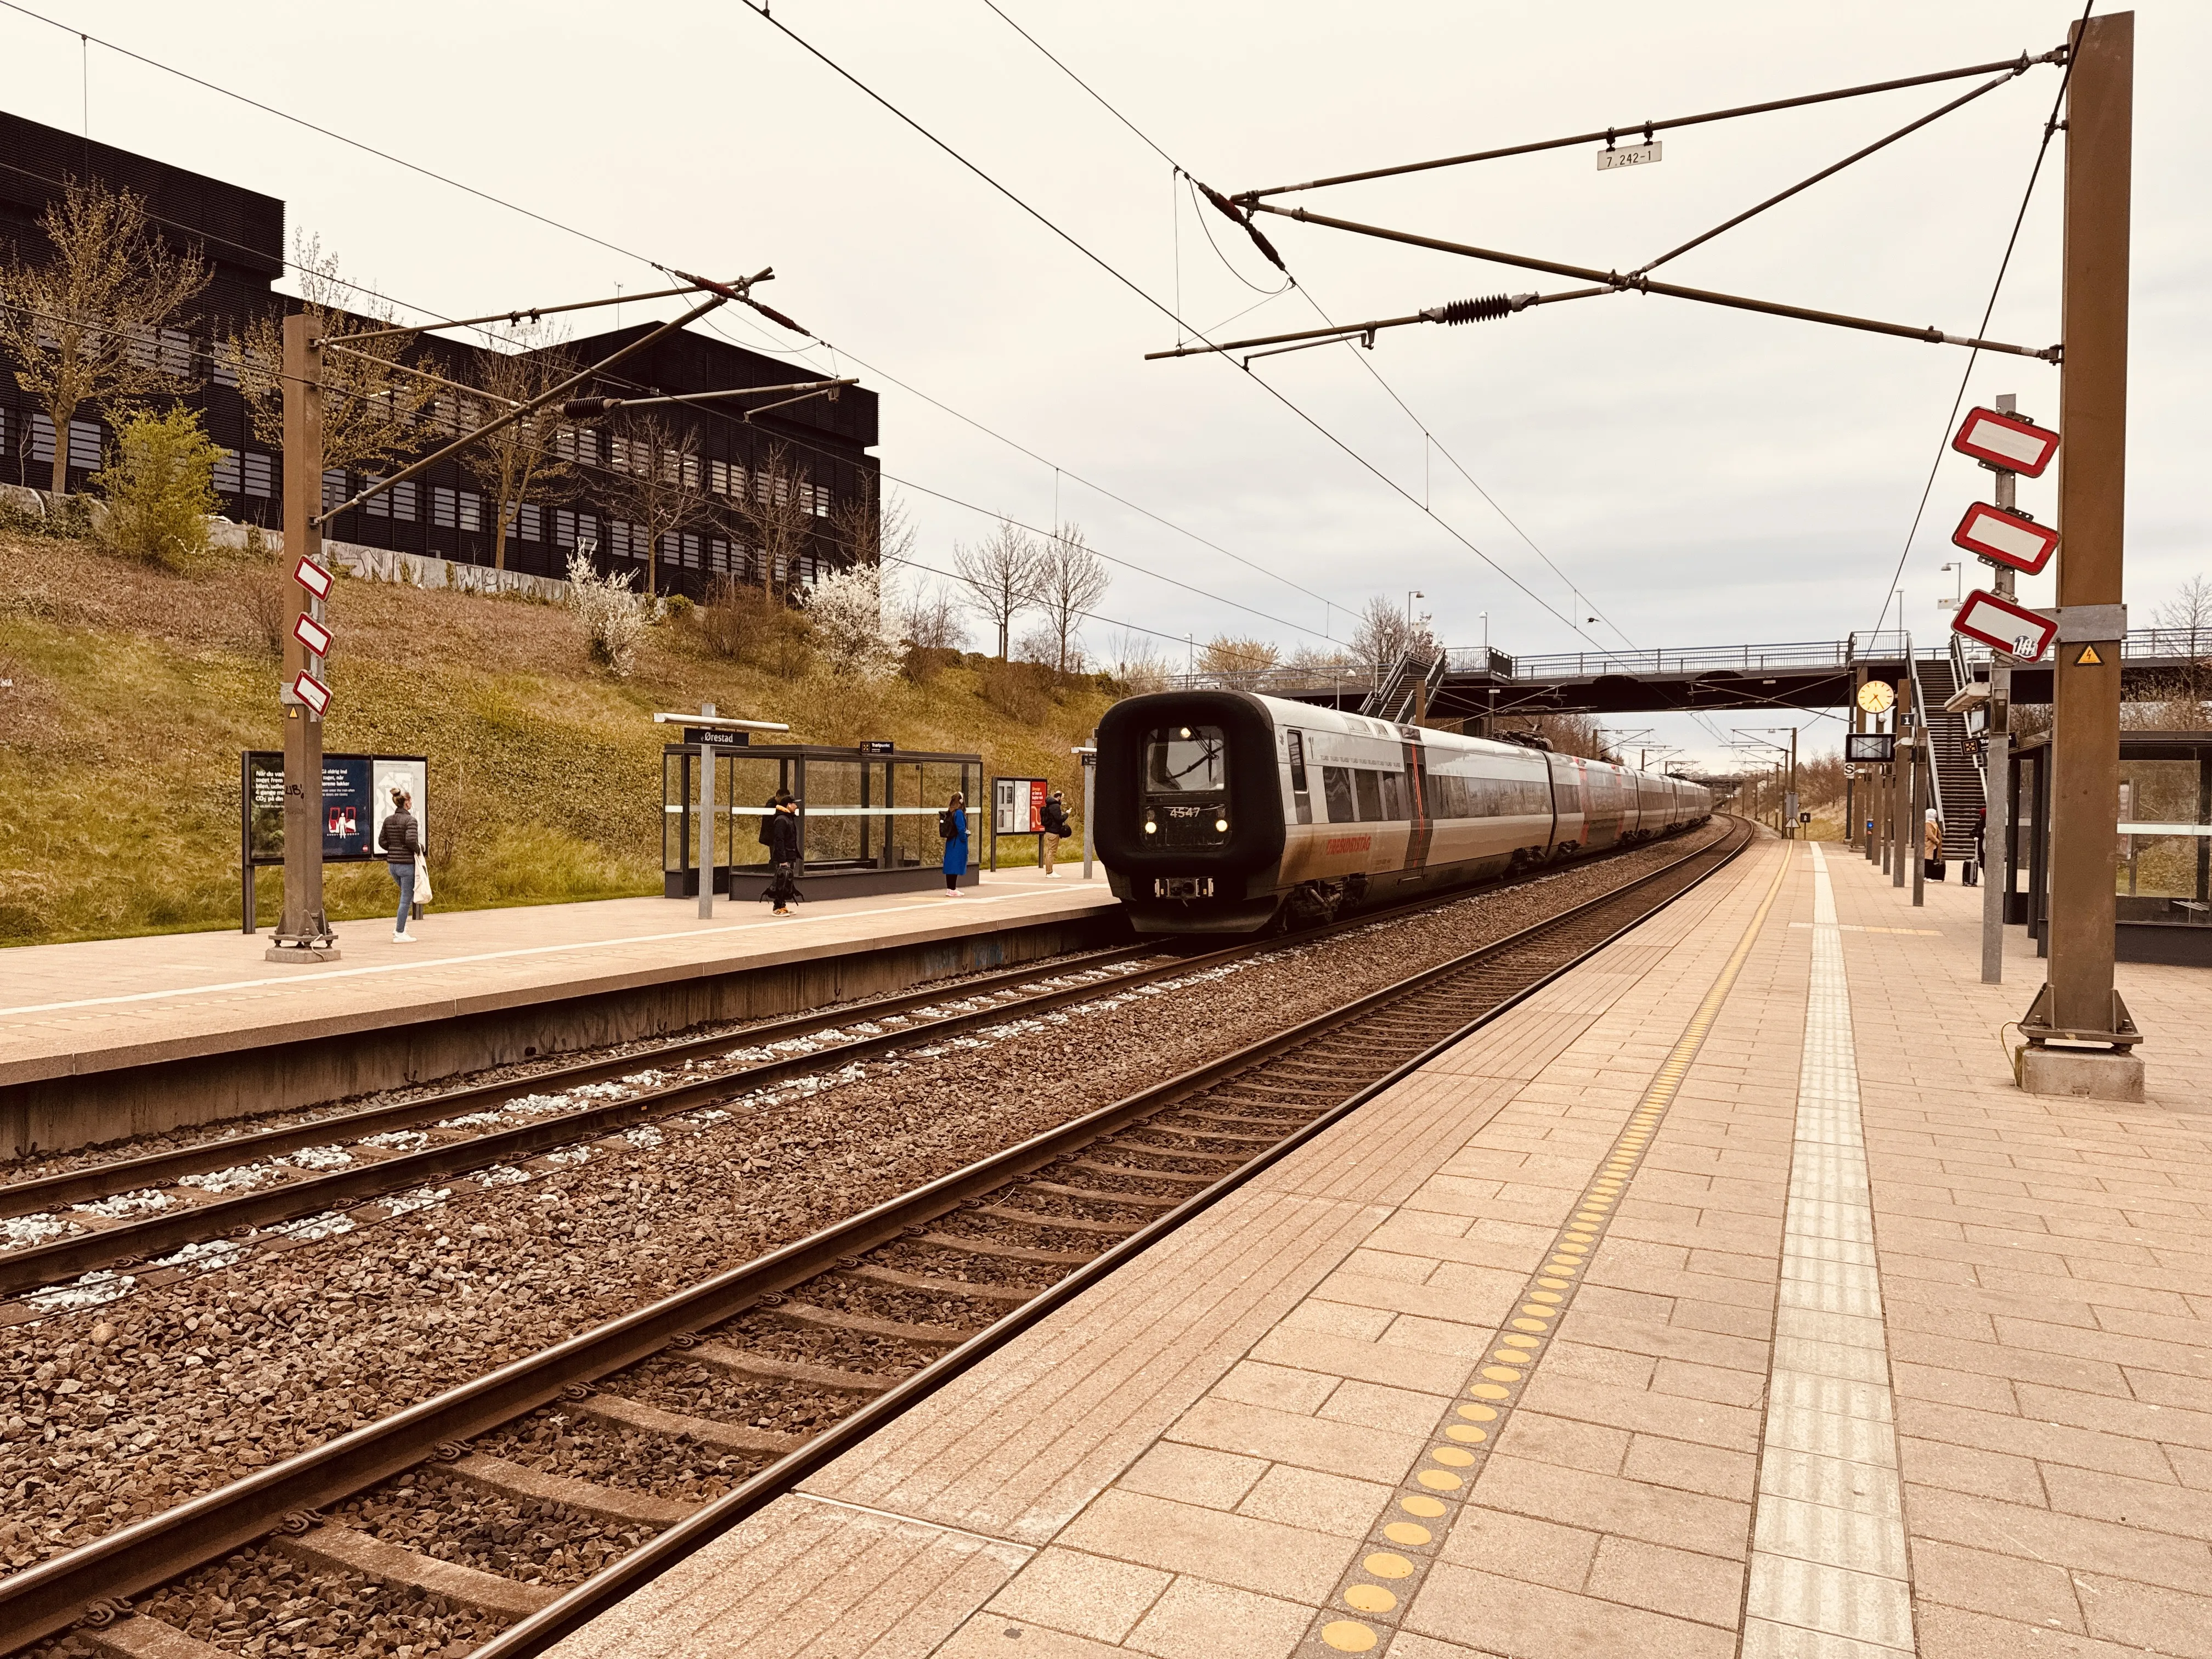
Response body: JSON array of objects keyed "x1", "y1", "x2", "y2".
[
  {"x1": 4, "y1": 817, "x2": 1751, "y2": 1659},
  {"x1": 0, "y1": 833, "x2": 1710, "y2": 1316}
]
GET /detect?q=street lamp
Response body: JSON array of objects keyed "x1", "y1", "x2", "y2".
[{"x1": 1938, "y1": 562, "x2": 1966, "y2": 611}]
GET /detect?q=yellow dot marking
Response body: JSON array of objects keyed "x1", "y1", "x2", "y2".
[
  {"x1": 1431, "y1": 1446, "x2": 1476, "y2": 1467},
  {"x1": 1418, "y1": 1469, "x2": 1463, "y2": 1491},
  {"x1": 1457, "y1": 1402, "x2": 1498, "y2": 1421},
  {"x1": 1536, "y1": 1279, "x2": 1570, "y2": 1291},
  {"x1": 1384, "y1": 1522, "x2": 1432, "y2": 1547},
  {"x1": 1528, "y1": 1290, "x2": 1564, "y2": 1304},
  {"x1": 1365, "y1": 1553, "x2": 1417, "y2": 1579},
  {"x1": 1502, "y1": 1334, "x2": 1541, "y2": 1349},
  {"x1": 1480, "y1": 1365, "x2": 1522, "y2": 1383},
  {"x1": 1511, "y1": 1317, "x2": 1550, "y2": 1332},
  {"x1": 1554, "y1": 1242, "x2": 1588, "y2": 1256},
  {"x1": 1321, "y1": 1621, "x2": 1378, "y2": 1652},
  {"x1": 1468, "y1": 1383, "x2": 1510, "y2": 1400},
  {"x1": 1446, "y1": 1424, "x2": 1487, "y2": 1443},
  {"x1": 1545, "y1": 1260, "x2": 1579, "y2": 1273},
  {"x1": 1344, "y1": 1584, "x2": 1397, "y2": 1613},
  {"x1": 1493, "y1": 1350, "x2": 1530, "y2": 1365},
  {"x1": 1400, "y1": 1495, "x2": 1447, "y2": 1518}
]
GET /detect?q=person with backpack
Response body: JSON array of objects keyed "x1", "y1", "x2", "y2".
[
  {"x1": 763, "y1": 792, "x2": 803, "y2": 915},
  {"x1": 1039, "y1": 789, "x2": 1071, "y2": 877},
  {"x1": 940, "y1": 791, "x2": 969, "y2": 896}
]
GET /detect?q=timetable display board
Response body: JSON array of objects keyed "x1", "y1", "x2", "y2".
[{"x1": 243, "y1": 752, "x2": 429, "y2": 864}]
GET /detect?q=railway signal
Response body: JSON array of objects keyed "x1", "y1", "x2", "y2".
[
  {"x1": 1951, "y1": 501, "x2": 2060, "y2": 576},
  {"x1": 1950, "y1": 589, "x2": 2057, "y2": 662},
  {"x1": 1950, "y1": 404, "x2": 2060, "y2": 477}
]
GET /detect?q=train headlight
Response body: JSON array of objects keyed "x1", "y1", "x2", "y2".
[
  {"x1": 1214, "y1": 817, "x2": 1229, "y2": 833},
  {"x1": 1143, "y1": 821, "x2": 1157, "y2": 834}
]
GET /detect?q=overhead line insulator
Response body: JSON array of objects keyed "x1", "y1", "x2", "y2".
[{"x1": 1423, "y1": 292, "x2": 1537, "y2": 325}]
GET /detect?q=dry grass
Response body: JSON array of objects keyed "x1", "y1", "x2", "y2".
[{"x1": 0, "y1": 532, "x2": 1114, "y2": 946}]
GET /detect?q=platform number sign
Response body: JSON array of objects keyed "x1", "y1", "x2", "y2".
[{"x1": 1951, "y1": 589, "x2": 2058, "y2": 663}]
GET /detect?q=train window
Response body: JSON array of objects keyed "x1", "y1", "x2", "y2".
[
  {"x1": 1354, "y1": 769, "x2": 1385, "y2": 822},
  {"x1": 1380, "y1": 771, "x2": 1407, "y2": 820},
  {"x1": 1144, "y1": 726, "x2": 1227, "y2": 795},
  {"x1": 1285, "y1": 730, "x2": 1309, "y2": 793},
  {"x1": 1322, "y1": 766, "x2": 1357, "y2": 823}
]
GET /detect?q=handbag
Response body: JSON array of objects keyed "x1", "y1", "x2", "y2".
[
  {"x1": 414, "y1": 851, "x2": 434, "y2": 906},
  {"x1": 1923, "y1": 857, "x2": 1945, "y2": 882}
]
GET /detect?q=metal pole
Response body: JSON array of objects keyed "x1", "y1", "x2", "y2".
[
  {"x1": 1893, "y1": 678, "x2": 1914, "y2": 888},
  {"x1": 697, "y1": 703, "x2": 715, "y2": 921},
  {"x1": 1981, "y1": 393, "x2": 2021, "y2": 983},
  {"x1": 1912, "y1": 742, "x2": 1927, "y2": 906},
  {"x1": 2029, "y1": 10, "x2": 2136, "y2": 1066},
  {"x1": 1079, "y1": 744, "x2": 1097, "y2": 879},
  {"x1": 270, "y1": 311, "x2": 336, "y2": 961}
]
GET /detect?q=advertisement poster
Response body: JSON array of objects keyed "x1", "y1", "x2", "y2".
[
  {"x1": 994, "y1": 776, "x2": 1047, "y2": 834},
  {"x1": 242, "y1": 753, "x2": 428, "y2": 864}
]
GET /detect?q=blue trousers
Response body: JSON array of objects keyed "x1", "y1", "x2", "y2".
[{"x1": 390, "y1": 861, "x2": 416, "y2": 932}]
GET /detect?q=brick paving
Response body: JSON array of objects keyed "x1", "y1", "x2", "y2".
[{"x1": 546, "y1": 833, "x2": 2212, "y2": 1659}]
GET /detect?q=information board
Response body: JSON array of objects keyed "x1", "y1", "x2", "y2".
[
  {"x1": 994, "y1": 776, "x2": 1048, "y2": 834},
  {"x1": 1845, "y1": 733, "x2": 1897, "y2": 764},
  {"x1": 243, "y1": 752, "x2": 429, "y2": 865}
]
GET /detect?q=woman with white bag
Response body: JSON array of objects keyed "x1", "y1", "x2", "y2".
[{"x1": 379, "y1": 786, "x2": 426, "y2": 942}]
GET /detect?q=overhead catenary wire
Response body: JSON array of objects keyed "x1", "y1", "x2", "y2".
[{"x1": 1864, "y1": 0, "x2": 2096, "y2": 640}]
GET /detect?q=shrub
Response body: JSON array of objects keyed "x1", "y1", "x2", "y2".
[
  {"x1": 565, "y1": 550, "x2": 651, "y2": 675},
  {"x1": 803, "y1": 562, "x2": 902, "y2": 681},
  {"x1": 92, "y1": 407, "x2": 221, "y2": 567},
  {"x1": 661, "y1": 592, "x2": 695, "y2": 622}
]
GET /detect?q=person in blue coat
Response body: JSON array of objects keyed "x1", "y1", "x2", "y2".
[{"x1": 939, "y1": 791, "x2": 969, "y2": 896}]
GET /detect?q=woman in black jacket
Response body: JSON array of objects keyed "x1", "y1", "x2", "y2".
[
  {"x1": 763, "y1": 793, "x2": 803, "y2": 915},
  {"x1": 379, "y1": 788, "x2": 422, "y2": 943}
]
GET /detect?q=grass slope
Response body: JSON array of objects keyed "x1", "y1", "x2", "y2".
[{"x1": 0, "y1": 533, "x2": 1113, "y2": 947}]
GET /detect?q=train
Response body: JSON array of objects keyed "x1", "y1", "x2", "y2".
[{"x1": 1094, "y1": 689, "x2": 1714, "y2": 935}]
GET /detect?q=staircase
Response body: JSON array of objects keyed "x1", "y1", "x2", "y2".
[
  {"x1": 1359, "y1": 652, "x2": 1444, "y2": 723},
  {"x1": 1910, "y1": 652, "x2": 1984, "y2": 860}
]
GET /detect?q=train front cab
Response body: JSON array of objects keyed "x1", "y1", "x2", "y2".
[{"x1": 1096, "y1": 691, "x2": 1288, "y2": 934}]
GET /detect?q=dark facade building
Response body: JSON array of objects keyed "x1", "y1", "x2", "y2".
[{"x1": 0, "y1": 109, "x2": 878, "y2": 596}]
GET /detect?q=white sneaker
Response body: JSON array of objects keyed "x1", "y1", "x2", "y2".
[{"x1": 394, "y1": 931, "x2": 417, "y2": 943}]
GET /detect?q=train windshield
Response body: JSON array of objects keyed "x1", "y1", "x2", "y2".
[{"x1": 1145, "y1": 725, "x2": 1227, "y2": 794}]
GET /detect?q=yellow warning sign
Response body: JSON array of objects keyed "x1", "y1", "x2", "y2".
[{"x1": 2077, "y1": 644, "x2": 2104, "y2": 666}]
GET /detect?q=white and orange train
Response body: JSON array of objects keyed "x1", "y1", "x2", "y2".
[{"x1": 1095, "y1": 690, "x2": 1713, "y2": 935}]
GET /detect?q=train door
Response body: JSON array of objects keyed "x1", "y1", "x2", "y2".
[{"x1": 1546, "y1": 753, "x2": 1587, "y2": 856}]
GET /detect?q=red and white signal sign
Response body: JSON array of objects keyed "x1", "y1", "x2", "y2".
[
  {"x1": 1951, "y1": 589, "x2": 2057, "y2": 662},
  {"x1": 293, "y1": 557, "x2": 332, "y2": 600},
  {"x1": 292, "y1": 613, "x2": 332, "y2": 657},
  {"x1": 292, "y1": 670, "x2": 332, "y2": 715},
  {"x1": 1951, "y1": 501, "x2": 2060, "y2": 576},
  {"x1": 1951, "y1": 407, "x2": 2060, "y2": 477}
]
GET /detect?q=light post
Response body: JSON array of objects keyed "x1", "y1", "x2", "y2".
[
  {"x1": 1735, "y1": 728, "x2": 1800, "y2": 837},
  {"x1": 1938, "y1": 562, "x2": 1966, "y2": 613}
]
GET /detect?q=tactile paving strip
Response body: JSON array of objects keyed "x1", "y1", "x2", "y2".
[{"x1": 1294, "y1": 846, "x2": 1792, "y2": 1656}]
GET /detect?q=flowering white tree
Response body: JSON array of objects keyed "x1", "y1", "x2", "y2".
[
  {"x1": 566, "y1": 549, "x2": 651, "y2": 676},
  {"x1": 805, "y1": 562, "x2": 902, "y2": 681}
]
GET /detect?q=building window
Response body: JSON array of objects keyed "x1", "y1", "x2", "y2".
[
  {"x1": 127, "y1": 330, "x2": 156, "y2": 371},
  {"x1": 709, "y1": 459, "x2": 731, "y2": 496},
  {"x1": 323, "y1": 470, "x2": 348, "y2": 512},
  {"x1": 213, "y1": 448, "x2": 241, "y2": 494},
  {"x1": 213, "y1": 345, "x2": 239, "y2": 388},
  {"x1": 29, "y1": 415, "x2": 104, "y2": 469},
  {"x1": 365, "y1": 475, "x2": 388, "y2": 516},
  {"x1": 161, "y1": 329, "x2": 191, "y2": 377},
  {"x1": 608, "y1": 521, "x2": 630, "y2": 559},
  {"x1": 242, "y1": 452, "x2": 273, "y2": 497},
  {"x1": 392, "y1": 480, "x2": 417, "y2": 522},
  {"x1": 556, "y1": 427, "x2": 597, "y2": 466},
  {"x1": 710, "y1": 537, "x2": 732, "y2": 572},
  {"x1": 458, "y1": 491, "x2": 482, "y2": 533},
  {"x1": 433, "y1": 486, "x2": 456, "y2": 528},
  {"x1": 512, "y1": 503, "x2": 541, "y2": 542}
]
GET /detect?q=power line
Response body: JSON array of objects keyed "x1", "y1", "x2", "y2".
[
  {"x1": 1866, "y1": 0, "x2": 2091, "y2": 639},
  {"x1": 735, "y1": 1, "x2": 1617, "y2": 653}
]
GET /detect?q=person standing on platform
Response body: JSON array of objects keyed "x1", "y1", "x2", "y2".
[
  {"x1": 1965, "y1": 805, "x2": 1985, "y2": 888},
  {"x1": 940, "y1": 791, "x2": 969, "y2": 897},
  {"x1": 379, "y1": 787, "x2": 422, "y2": 943},
  {"x1": 1923, "y1": 809, "x2": 1946, "y2": 882},
  {"x1": 1039, "y1": 789, "x2": 1071, "y2": 877},
  {"x1": 763, "y1": 792, "x2": 803, "y2": 916}
]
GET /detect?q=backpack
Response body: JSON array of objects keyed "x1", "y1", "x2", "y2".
[{"x1": 939, "y1": 808, "x2": 961, "y2": 841}]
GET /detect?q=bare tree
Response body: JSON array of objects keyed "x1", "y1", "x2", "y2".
[
  {"x1": 1034, "y1": 523, "x2": 1110, "y2": 674},
  {"x1": 727, "y1": 442, "x2": 817, "y2": 601},
  {"x1": 235, "y1": 232, "x2": 436, "y2": 475},
  {"x1": 0, "y1": 177, "x2": 210, "y2": 494},
  {"x1": 1198, "y1": 635, "x2": 1280, "y2": 688},
  {"x1": 601, "y1": 412, "x2": 709, "y2": 597},
  {"x1": 461, "y1": 326, "x2": 576, "y2": 571},
  {"x1": 1348, "y1": 594, "x2": 1438, "y2": 681},
  {"x1": 953, "y1": 517, "x2": 1043, "y2": 659},
  {"x1": 1104, "y1": 628, "x2": 1171, "y2": 695},
  {"x1": 827, "y1": 473, "x2": 911, "y2": 575}
]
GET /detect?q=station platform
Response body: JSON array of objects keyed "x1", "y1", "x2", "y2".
[
  {"x1": 1, "y1": 867, "x2": 1120, "y2": 1156},
  {"x1": 549, "y1": 836, "x2": 2212, "y2": 1659}
]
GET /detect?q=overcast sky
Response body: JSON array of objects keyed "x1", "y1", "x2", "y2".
[{"x1": 6, "y1": 1, "x2": 2203, "y2": 768}]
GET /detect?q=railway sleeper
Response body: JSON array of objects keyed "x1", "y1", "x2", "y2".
[
  {"x1": 443, "y1": 1451, "x2": 689, "y2": 1527},
  {"x1": 970, "y1": 1204, "x2": 1132, "y2": 1235},
  {"x1": 1136, "y1": 1123, "x2": 1282, "y2": 1146},
  {"x1": 1067, "y1": 1159, "x2": 1210, "y2": 1186},
  {"x1": 1176, "y1": 1109, "x2": 1308, "y2": 1127},
  {"x1": 273, "y1": 1521, "x2": 558, "y2": 1619},
  {"x1": 685, "y1": 1342, "x2": 898, "y2": 1393},
  {"x1": 836, "y1": 1262, "x2": 1041, "y2": 1304},
  {"x1": 1020, "y1": 1180, "x2": 1182, "y2": 1208},
  {"x1": 1101, "y1": 1141, "x2": 1249, "y2": 1166},
  {"x1": 768, "y1": 1299, "x2": 980, "y2": 1347},
  {"x1": 83, "y1": 1616, "x2": 230, "y2": 1659},
  {"x1": 571, "y1": 1388, "x2": 804, "y2": 1454},
  {"x1": 912, "y1": 1231, "x2": 1095, "y2": 1265}
]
